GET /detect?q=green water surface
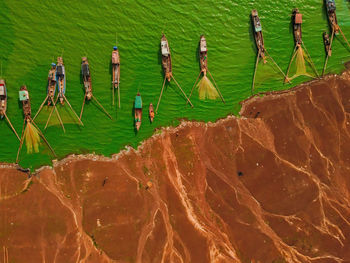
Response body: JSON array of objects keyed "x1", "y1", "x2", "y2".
[{"x1": 1, "y1": 0, "x2": 350, "y2": 169}]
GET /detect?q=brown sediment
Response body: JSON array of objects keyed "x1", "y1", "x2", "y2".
[{"x1": 1, "y1": 70, "x2": 350, "y2": 262}]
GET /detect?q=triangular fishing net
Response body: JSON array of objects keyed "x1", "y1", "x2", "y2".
[
  {"x1": 253, "y1": 56, "x2": 284, "y2": 91},
  {"x1": 286, "y1": 46, "x2": 315, "y2": 82},
  {"x1": 35, "y1": 104, "x2": 81, "y2": 127},
  {"x1": 24, "y1": 122, "x2": 41, "y2": 153},
  {"x1": 197, "y1": 75, "x2": 219, "y2": 100}
]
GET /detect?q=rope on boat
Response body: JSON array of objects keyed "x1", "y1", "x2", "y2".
[{"x1": 156, "y1": 76, "x2": 167, "y2": 113}]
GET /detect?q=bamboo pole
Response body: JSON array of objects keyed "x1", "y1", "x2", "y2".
[
  {"x1": 118, "y1": 82, "x2": 121, "y2": 108},
  {"x1": 187, "y1": 71, "x2": 202, "y2": 103},
  {"x1": 33, "y1": 95, "x2": 48, "y2": 121},
  {"x1": 207, "y1": 69, "x2": 225, "y2": 103},
  {"x1": 92, "y1": 95, "x2": 112, "y2": 119},
  {"x1": 252, "y1": 52, "x2": 260, "y2": 94},
  {"x1": 63, "y1": 95, "x2": 83, "y2": 126},
  {"x1": 45, "y1": 96, "x2": 59, "y2": 130},
  {"x1": 112, "y1": 73, "x2": 115, "y2": 106},
  {"x1": 4, "y1": 113, "x2": 20, "y2": 140},
  {"x1": 156, "y1": 77, "x2": 167, "y2": 113},
  {"x1": 285, "y1": 45, "x2": 298, "y2": 83},
  {"x1": 322, "y1": 29, "x2": 335, "y2": 76},
  {"x1": 171, "y1": 76, "x2": 193, "y2": 107},
  {"x1": 51, "y1": 97, "x2": 65, "y2": 133},
  {"x1": 301, "y1": 41, "x2": 319, "y2": 77},
  {"x1": 79, "y1": 93, "x2": 87, "y2": 120},
  {"x1": 16, "y1": 120, "x2": 26, "y2": 163},
  {"x1": 31, "y1": 118, "x2": 57, "y2": 157},
  {"x1": 265, "y1": 50, "x2": 290, "y2": 83},
  {"x1": 339, "y1": 27, "x2": 350, "y2": 50}
]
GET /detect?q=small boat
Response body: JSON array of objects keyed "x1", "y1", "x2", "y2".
[
  {"x1": 17, "y1": 85, "x2": 56, "y2": 162},
  {"x1": 56, "y1": 57, "x2": 66, "y2": 105},
  {"x1": 323, "y1": 32, "x2": 332, "y2": 56},
  {"x1": 80, "y1": 57, "x2": 112, "y2": 120},
  {"x1": 19, "y1": 85, "x2": 31, "y2": 120},
  {"x1": 134, "y1": 93, "x2": 142, "y2": 131},
  {"x1": 112, "y1": 46, "x2": 121, "y2": 107},
  {"x1": 33, "y1": 63, "x2": 65, "y2": 132},
  {"x1": 199, "y1": 35, "x2": 208, "y2": 73},
  {"x1": 149, "y1": 103, "x2": 154, "y2": 123},
  {"x1": 161, "y1": 34, "x2": 172, "y2": 82},
  {"x1": 325, "y1": 0, "x2": 339, "y2": 34},
  {"x1": 292, "y1": 8, "x2": 303, "y2": 47},
  {"x1": 251, "y1": 10, "x2": 266, "y2": 60},
  {"x1": 156, "y1": 34, "x2": 193, "y2": 112},
  {"x1": 0, "y1": 79, "x2": 20, "y2": 140},
  {"x1": 81, "y1": 57, "x2": 92, "y2": 100}
]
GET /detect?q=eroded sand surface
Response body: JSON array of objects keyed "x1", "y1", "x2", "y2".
[{"x1": 1, "y1": 72, "x2": 350, "y2": 262}]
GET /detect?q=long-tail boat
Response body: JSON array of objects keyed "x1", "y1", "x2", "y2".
[
  {"x1": 134, "y1": 93, "x2": 142, "y2": 131},
  {"x1": 16, "y1": 85, "x2": 56, "y2": 163},
  {"x1": 0, "y1": 79, "x2": 20, "y2": 140},
  {"x1": 188, "y1": 35, "x2": 225, "y2": 102},
  {"x1": 149, "y1": 103, "x2": 154, "y2": 123},
  {"x1": 112, "y1": 46, "x2": 120, "y2": 107},
  {"x1": 325, "y1": 0, "x2": 339, "y2": 34},
  {"x1": 33, "y1": 63, "x2": 65, "y2": 132},
  {"x1": 156, "y1": 34, "x2": 193, "y2": 113},
  {"x1": 323, "y1": 32, "x2": 332, "y2": 57},
  {"x1": 80, "y1": 57, "x2": 112, "y2": 120},
  {"x1": 250, "y1": 10, "x2": 288, "y2": 92}
]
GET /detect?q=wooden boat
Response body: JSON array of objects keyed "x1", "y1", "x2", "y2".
[
  {"x1": 0, "y1": 79, "x2": 20, "y2": 140},
  {"x1": 149, "y1": 103, "x2": 154, "y2": 123},
  {"x1": 80, "y1": 57, "x2": 112, "y2": 120},
  {"x1": 134, "y1": 93, "x2": 142, "y2": 131},
  {"x1": 47, "y1": 63, "x2": 57, "y2": 106},
  {"x1": 112, "y1": 46, "x2": 120, "y2": 107},
  {"x1": 161, "y1": 34, "x2": 172, "y2": 82},
  {"x1": 251, "y1": 10, "x2": 266, "y2": 60},
  {"x1": 325, "y1": 0, "x2": 339, "y2": 34},
  {"x1": 56, "y1": 57, "x2": 66, "y2": 105},
  {"x1": 156, "y1": 34, "x2": 193, "y2": 112},
  {"x1": 17, "y1": 85, "x2": 56, "y2": 162},
  {"x1": 323, "y1": 32, "x2": 332, "y2": 56},
  {"x1": 188, "y1": 35, "x2": 225, "y2": 102},
  {"x1": 292, "y1": 9, "x2": 303, "y2": 47}
]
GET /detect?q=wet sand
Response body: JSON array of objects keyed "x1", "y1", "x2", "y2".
[{"x1": 1, "y1": 71, "x2": 350, "y2": 262}]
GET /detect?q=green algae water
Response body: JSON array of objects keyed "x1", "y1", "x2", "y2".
[{"x1": 1, "y1": 0, "x2": 350, "y2": 169}]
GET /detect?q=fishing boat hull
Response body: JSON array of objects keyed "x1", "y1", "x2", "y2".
[
  {"x1": 199, "y1": 35, "x2": 208, "y2": 74},
  {"x1": 19, "y1": 85, "x2": 31, "y2": 120},
  {"x1": 292, "y1": 9, "x2": 303, "y2": 46},
  {"x1": 161, "y1": 35, "x2": 172, "y2": 81},
  {"x1": 149, "y1": 103, "x2": 154, "y2": 123},
  {"x1": 325, "y1": 0, "x2": 339, "y2": 34},
  {"x1": 112, "y1": 50, "x2": 120, "y2": 88},
  {"x1": 323, "y1": 32, "x2": 332, "y2": 56},
  {"x1": 82, "y1": 57, "x2": 92, "y2": 100},
  {"x1": 56, "y1": 57, "x2": 66, "y2": 104},
  {"x1": 135, "y1": 94, "x2": 142, "y2": 131},
  {"x1": 47, "y1": 67, "x2": 56, "y2": 105},
  {"x1": 251, "y1": 10, "x2": 266, "y2": 58},
  {"x1": 0, "y1": 79, "x2": 7, "y2": 118}
]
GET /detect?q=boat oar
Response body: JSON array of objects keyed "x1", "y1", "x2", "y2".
[
  {"x1": 16, "y1": 120, "x2": 26, "y2": 163},
  {"x1": 171, "y1": 76, "x2": 193, "y2": 107},
  {"x1": 92, "y1": 95, "x2": 112, "y2": 119},
  {"x1": 322, "y1": 29, "x2": 335, "y2": 76},
  {"x1": 63, "y1": 95, "x2": 84, "y2": 126},
  {"x1": 265, "y1": 50, "x2": 290, "y2": 83},
  {"x1": 301, "y1": 41, "x2": 319, "y2": 78},
  {"x1": 285, "y1": 45, "x2": 298, "y2": 83},
  {"x1": 31, "y1": 119, "x2": 57, "y2": 158},
  {"x1": 33, "y1": 95, "x2": 48, "y2": 121},
  {"x1": 4, "y1": 113, "x2": 20, "y2": 141},
  {"x1": 156, "y1": 77, "x2": 167, "y2": 113},
  {"x1": 207, "y1": 69, "x2": 225, "y2": 103},
  {"x1": 252, "y1": 52, "x2": 260, "y2": 94},
  {"x1": 45, "y1": 96, "x2": 59, "y2": 130},
  {"x1": 79, "y1": 93, "x2": 87, "y2": 120},
  {"x1": 187, "y1": 71, "x2": 202, "y2": 103}
]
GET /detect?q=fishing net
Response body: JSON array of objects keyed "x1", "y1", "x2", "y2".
[
  {"x1": 35, "y1": 105, "x2": 81, "y2": 127},
  {"x1": 254, "y1": 56, "x2": 283, "y2": 91},
  {"x1": 197, "y1": 76, "x2": 219, "y2": 100},
  {"x1": 286, "y1": 47, "x2": 314, "y2": 82},
  {"x1": 24, "y1": 122, "x2": 41, "y2": 153}
]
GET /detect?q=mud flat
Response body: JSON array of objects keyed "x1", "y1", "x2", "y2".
[{"x1": 1, "y1": 71, "x2": 350, "y2": 262}]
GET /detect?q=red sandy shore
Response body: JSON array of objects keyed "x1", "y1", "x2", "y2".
[{"x1": 1, "y1": 71, "x2": 350, "y2": 262}]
